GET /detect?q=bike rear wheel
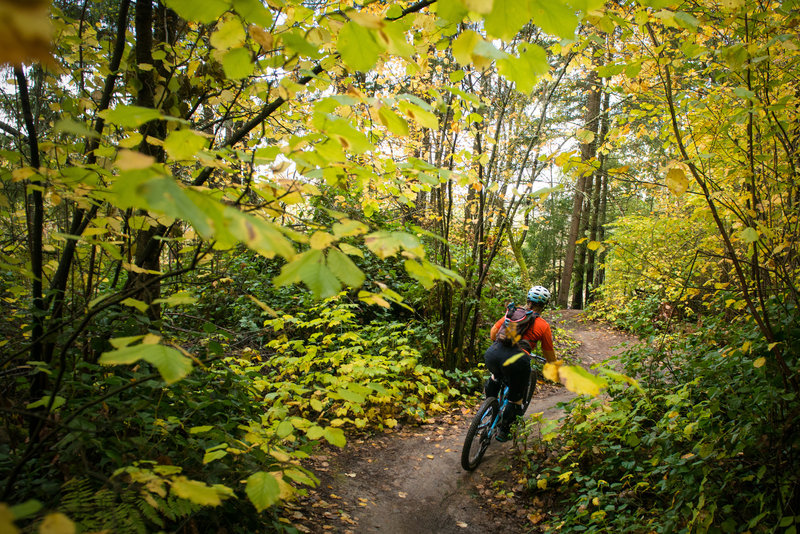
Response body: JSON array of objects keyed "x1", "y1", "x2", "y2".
[{"x1": 461, "y1": 397, "x2": 500, "y2": 471}]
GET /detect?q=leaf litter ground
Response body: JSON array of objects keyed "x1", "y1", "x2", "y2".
[{"x1": 287, "y1": 310, "x2": 637, "y2": 533}]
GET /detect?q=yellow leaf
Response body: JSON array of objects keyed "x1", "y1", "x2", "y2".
[
  {"x1": 503, "y1": 352, "x2": 526, "y2": 366},
  {"x1": 39, "y1": 513, "x2": 75, "y2": 534},
  {"x1": 666, "y1": 167, "x2": 689, "y2": 195},
  {"x1": 0, "y1": 1, "x2": 53, "y2": 67},
  {"x1": 741, "y1": 341, "x2": 751, "y2": 353},
  {"x1": 587, "y1": 240, "x2": 602, "y2": 251},
  {"x1": 464, "y1": 0, "x2": 494, "y2": 14},
  {"x1": 542, "y1": 362, "x2": 561, "y2": 382},
  {"x1": 592, "y1": 497, "x2": 600, "y2": 506},
  {"x1": 753, "y1": 357, "x2": 766, "y2": 368},
  {"x1": 0, "y1": 504, "x2": 19, "y2": 534},
  {"x1": 537, "y1": 478, "x2": 547, "y2": 489},
  {"x1": 559, "y1": 365, "x2": 607, "y2": 396},
  {"x1": 115, "y1": 149, "x2": 155, "y2": 171},
  {"x1": 309, "y1": 231, "x2": 335, "y2": 250},
  {"x1": 171, "y1": 477, "x2": 225, "y2": 506},
  {"x1": 384, "y1": 418, "x2": 398, "y2": 428},
  {"x1": 348, "y1": 11, "x2": 384, "y2": 29}
]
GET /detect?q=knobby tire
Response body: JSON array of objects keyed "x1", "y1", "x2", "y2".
[
  {"x1": 461, "y1": 397, "x2": 499, "y2": 471},
  {"x1": 522, "y1": 368, "x2": 539, "y2": 413}
]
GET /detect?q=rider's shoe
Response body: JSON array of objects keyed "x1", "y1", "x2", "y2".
[{"x1": 495, "y1": 428, "x2": 510, "y2": 442}]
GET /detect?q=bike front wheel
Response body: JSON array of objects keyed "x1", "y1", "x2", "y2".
[
  {"x1": 522, "y1": 368, "x2": 539, "y2": 413},
  {"x1": 461, "y1": 397, "x2": 500, "y2": 471}
]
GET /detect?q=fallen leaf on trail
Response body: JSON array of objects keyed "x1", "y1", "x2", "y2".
[
  {"x1": 445, "y1": 448, "x2": 453, "y2": 452},
  {"x1": 457, "y1": 521, "x2": 468, "y2": 528},
  {"x1": 528, "y1": 512, "x2": 545, "y2": 524},
  {"x1": 426, "y1": 454, "x2": 434, "y2": 459},
  {"x1": 398, "y1": 491, "x2": 407, "y2": 498},
  {"x1": 329, "y1": 493, "x2": 341, "y2": 499},
  {"x1": 344, "y1": 473, "x2": 356, "y2": 478}
]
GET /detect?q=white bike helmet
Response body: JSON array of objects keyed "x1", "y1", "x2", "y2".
[{"x1": 527, "y1": 285, "x2": 551, "y2": 305}]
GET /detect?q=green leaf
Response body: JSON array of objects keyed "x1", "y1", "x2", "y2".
[
  {"x1": 282, "y1": 31, "x2": 321, "y2": 59},
  {"x1": 337, "y1": 21, "x2": 382, "y2": 72},
  {"x1": 497, "y1": 43, "x2": 548, "y2": 93},
  {"x1": 171, "y1": 477, "x2": 225, "y2": 506},
  {"x1": 246, "y1": 472, "x2": 281, "y2": 512},
  {"x1": 99, "y1": 344, "x2": 193, "y2": 384},
  {"x1": 453, "y1": 30, "x2": 478, "y2": 66},
  {"x1": 274, "y1": 249, "x2": 322, "y2": 285},
  {"x1": 365, "y1": 231, "x2": 424, "y2": 259},
  {"x1": 274, "y1": 249, "x2": 341, "y2": 298},
  {"x1": 306, "y1": 425, "x2": 325, "y2": 440},
  {"x1": 221, "y1": 47, "x2": 254, "y2": 80},
  {"x1": 332, "y1": 219, "x2": 368, "y2": 238},
  {"x1": 26, "y1": 396, "x2": 66, "y2": 411},
  {"x1": 378, "y1": 107, "x2": 410, "y2": 136},
  {"x1": 111, "y1": 172, "x2": 216, "y2": 238},
  {"x1": 565, "y1": 0, "x2": 605, "y2": 12},
  {"x1": 381, "y1": 21, "x2": 416, "y2": 57},
  {"x1": 153, "y1": 291, "x2": 198, "y2": 306},
  {"x1": 323, "y1": 426, "x2": 346, "y2": 447},
  {"x1": 529, "y1": 0, "x2": 578, "y2": 39},
  {"x1": 397, "y1": 101, "x2": 439, "y2": 130},
  {"x1": 327, "y1": 248, "x2": 365, "y2": 288},
  {"x1": 335, "y1": 387, "x2": 366, "y2": 404},
  {"x1": 164, "y1": 0, "x2": 230, "y2": 23},
  {"x1": 189, "y1": 425, "x2": 213, "y2": 434},
  {"x1": 120, "y1": 297, "x2": 149, "y2": 313},
  {"x1": 10, "y1": 500, "x2": 42, "y2": 520},
  {"x1": 100, "y1": 105, "x2": 162, "y2": 128},
  {"x1": 210, "y1": 15, "x2": 246, "y2": 49},
  {"x1": 54, "y1": 118, "x2": 100, "y2": 139},
  {"x1": 222, "y1": 207, "x2": 296, "y2": 259},
  {"x1": 276, "y1": 420, "x2": 294, "y2": 438},
  {"x1": 338, "y1": 243, "x2": 364, "y2": 257},
  {"x1": 598, "y1": 368, "x2": 644, "y2": 393},
  {"x1": 164, "y1": 129, "x2": 207, "y2": 161},
  {"x1": 233, "y1": 0, "x2": 272, "y2": 26},
  {"x1": 437, "y1": 0, "x2": 469, "y2": 22},
  {"x1": 202, "y1": 449, "x2": 228, "y2": 464},
  {"x1": 485, "y1": 0, "x2": 530, "y2": 40},
  {"x1": 740, "y1": 227, "x2": 759, "y2": 243}
]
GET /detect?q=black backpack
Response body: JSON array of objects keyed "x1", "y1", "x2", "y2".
[{"x1": 495, "y1": 302, "x2": 538, "y2": 352}]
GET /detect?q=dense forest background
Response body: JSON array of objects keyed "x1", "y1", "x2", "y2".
[{"x1": 0, "y1": 0, "x2": 798, "y2": 532}]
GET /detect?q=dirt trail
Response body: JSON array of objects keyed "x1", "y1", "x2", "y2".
[{"x1": 291, "y1": 310, "x2": 636, "y2": 533}]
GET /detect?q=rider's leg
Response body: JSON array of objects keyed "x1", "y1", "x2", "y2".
[{"x1": 496, "y1": 353, "x2": 531, "y2": 441}]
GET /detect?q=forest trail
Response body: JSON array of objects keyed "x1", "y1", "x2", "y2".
[{"x1": 290, "y1": 310, "x2": 637, "y2": 533}]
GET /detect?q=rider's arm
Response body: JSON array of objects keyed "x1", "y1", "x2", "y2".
[
  {"x1": 489, "y1": 318, "x2": 503, "y2": 341},
  {"x1": 541, "y1": 324, "x2": 556, "y2": 362}
]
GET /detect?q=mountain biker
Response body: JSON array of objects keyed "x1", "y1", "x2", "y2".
[{"x1": 484, "y1": 285, "x2": 556, "y2": 442}]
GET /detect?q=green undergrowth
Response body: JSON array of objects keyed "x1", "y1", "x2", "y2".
[
  {"x1": 2, "y1": 295, "x2": 475, "y2": 533},
  {"x1": 516, "y1": 305, "x2": 800, "y2": 533}
]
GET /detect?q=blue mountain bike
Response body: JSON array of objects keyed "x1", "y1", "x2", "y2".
[{"x1": 460, "y1": 354, "x2": 546, "y2": 471}]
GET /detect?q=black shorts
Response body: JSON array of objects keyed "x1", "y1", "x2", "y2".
[{"x1": 483, "y1": 341, "x2": 531, "y2": 403}]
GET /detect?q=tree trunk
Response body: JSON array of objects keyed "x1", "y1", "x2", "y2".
[
  {"x1": 558, "y1": 69, "x2": 601, "y2": 308},
  {"x1": 571, "y1": 172, "x2": 593, "y2": 309},
  {"x1": 586, "y1": 90, "x2": 611, "y2": 304}
]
